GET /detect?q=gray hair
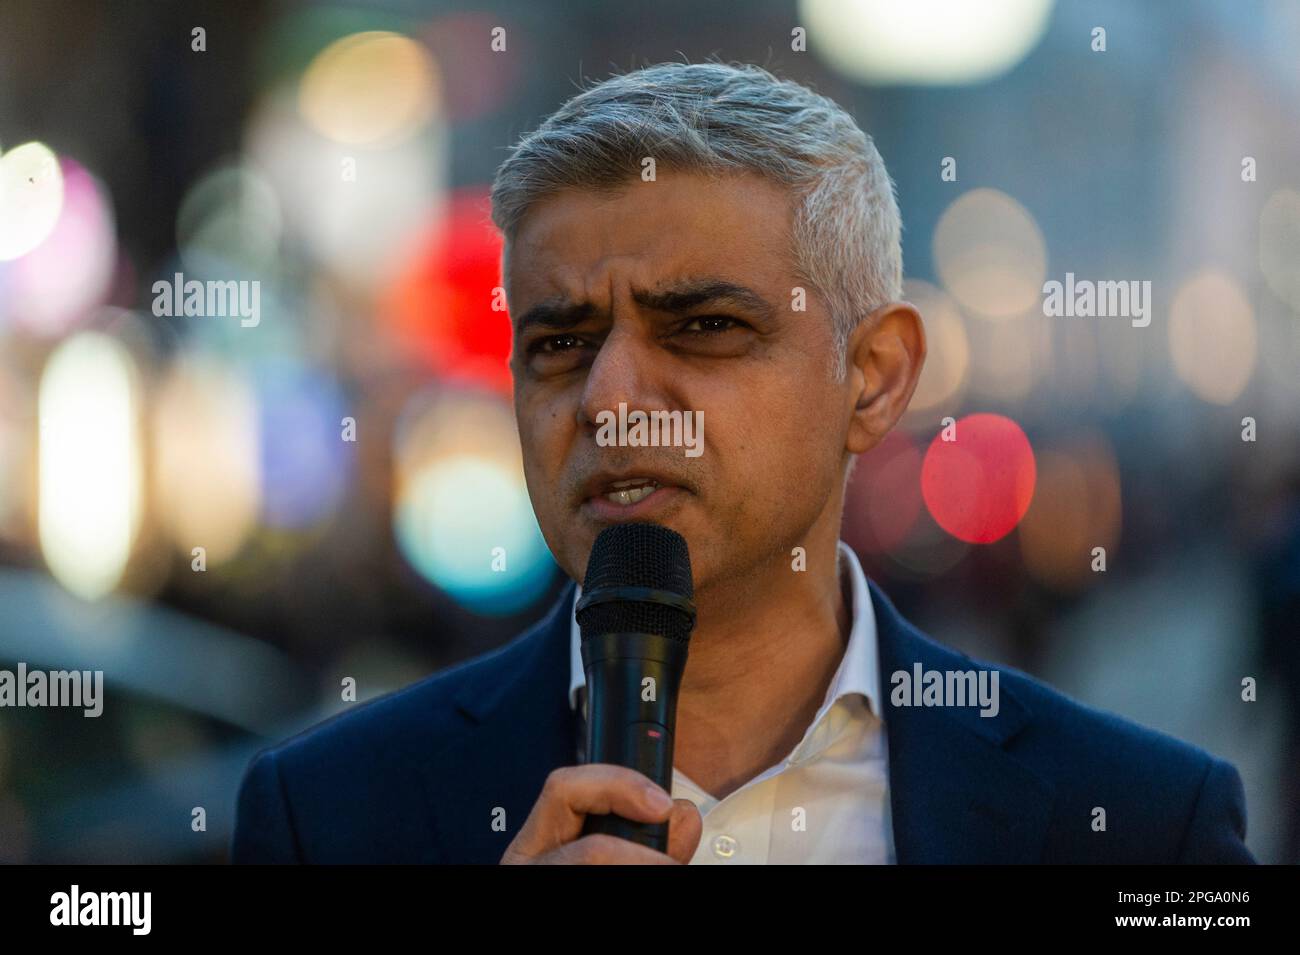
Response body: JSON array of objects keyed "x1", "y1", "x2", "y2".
[{"x1": 490, "y1": 60, "x2": 903, "y2": 378}]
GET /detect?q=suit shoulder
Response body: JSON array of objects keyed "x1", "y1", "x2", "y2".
[
  {"x1": 905, "y1": 628, "x2": 1249, "y2": 860},
  {"x1": 985, "y1": 654, "x2": 1218, "y2": 779},
  {"x1": 993, "y1": 657, "x2": 1252, "y2": 860},
  {"x1": 902, "y1": 623, "x2": 1225, "y2": 792},
  {"x1": 253, "y1": 617, "x2": 547, "y2": 773},
  {"x1": 232, "y1": 614, "x2": 558, "y2": 862}
]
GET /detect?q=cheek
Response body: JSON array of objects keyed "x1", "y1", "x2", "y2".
[
  {"x1": 711, "y1": 383, "x2": 842, "y2": 498},
  {"x1": 518, "y1": 401, "x2": 579, "y2": 530},
  {"x1": 518, "y1": 394, "x2": 569, "y2": 460},
  {"x1": 708, "y1": 375, "x2": 831, "y2": 452}
]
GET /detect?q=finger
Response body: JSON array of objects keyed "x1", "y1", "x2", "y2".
[
  {"x1": 544, "y1": 833, "x2": 681, "y2": 865},
  {"x1": 666, "y1": 798, "x2": 703, "y2": 864},
  {"x1": 512, "y1": 765, "x2": 675, "y2": 856}
]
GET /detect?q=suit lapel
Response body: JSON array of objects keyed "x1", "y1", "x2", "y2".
[
  {"x1": 869, "y1": 580, "x2": 1057, "y2": 863},
  {"x1": 420, "y1": 583, "x2": 580, "y2": 864}
]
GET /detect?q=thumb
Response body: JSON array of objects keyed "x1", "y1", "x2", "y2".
[{"x1": 666, "y1": 798, "x2": 703, "y2": 864}]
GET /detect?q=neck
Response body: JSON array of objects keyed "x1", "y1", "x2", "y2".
[{"x1": 671, "y1": 515, "x2": 852, "y2": 800}]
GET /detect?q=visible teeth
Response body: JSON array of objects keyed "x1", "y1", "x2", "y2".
[
  {"x1": 604, "y1": 483, "x2": 658, "y2": 505},
  {"x1": 609, "y1": 478, "x2": 656, "y2": 489}
]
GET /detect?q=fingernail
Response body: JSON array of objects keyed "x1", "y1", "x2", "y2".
[{"x1": 644, "y1": 785, "x2": 673, "y2": 811}]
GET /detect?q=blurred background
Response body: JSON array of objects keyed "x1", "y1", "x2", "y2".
[{"x1": 0, "y1": 0, "x2": 1296, "y2": 863}]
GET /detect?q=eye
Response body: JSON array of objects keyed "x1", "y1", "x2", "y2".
[
  {"x1": 527, "y1": 333, "x2": 585, "y2": 354},
  {"x1": 520, "y1": 332, "x2": 595, "y2": 375},
  {"x1": 681, "y1": 315, "x2": 745, "y2": 334}
]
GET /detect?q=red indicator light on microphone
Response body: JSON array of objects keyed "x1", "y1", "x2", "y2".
[{"x1": 647, "y1": 729, "x2": 662, "y2": 739}]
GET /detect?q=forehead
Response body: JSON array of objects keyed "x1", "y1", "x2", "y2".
[{"x1": 507, "y1": 170, "x2": 796, "y2": 302}]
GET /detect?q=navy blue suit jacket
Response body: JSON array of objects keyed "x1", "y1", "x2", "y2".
[{"x1": 231, "y1": 579, "x2": 1256, "y2": 863}]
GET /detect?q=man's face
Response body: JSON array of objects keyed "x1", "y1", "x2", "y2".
[{"x1": 508, "y1": 170, "x2": 856, "y2": 592}]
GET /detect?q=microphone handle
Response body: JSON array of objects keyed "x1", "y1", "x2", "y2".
[{"x1": 580, "y1": 632, "x2": 689, "y2": 853}]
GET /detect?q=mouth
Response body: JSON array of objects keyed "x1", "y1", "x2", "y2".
[
  {"x1": 600, "y1": 477, "x2": 663, "y2": 506},
  {"x1": 579, "y1": 473, "x2": 691, "y2": 522}
]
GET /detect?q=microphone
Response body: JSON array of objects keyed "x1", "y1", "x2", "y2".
[{"x1": 576, "y1": 522, "x2": 695, "y2": 851}]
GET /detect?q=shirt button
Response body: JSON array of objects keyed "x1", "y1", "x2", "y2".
[{"x1": 711, "y1": 834, "x2": 738, "y2": 859}]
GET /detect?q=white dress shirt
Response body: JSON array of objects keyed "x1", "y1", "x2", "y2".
[{"x1": 569, "y1": 540, "x2": 895, "y2": 864}]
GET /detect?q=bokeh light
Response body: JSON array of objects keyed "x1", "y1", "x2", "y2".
[
  {"x1": 844, "y1": 430, "x2": 923, "y2": 555},
  {"x1": 1018, "y1": 432, "x2": 1122, "y2": 592},
  {"x1": 152, "y1": 354, "x2": 261, "y2": 564},
  {"x1": 800, "y1": 0, "x2": 1054, "y2": 86},
  {"x1": 246, "y1": 82, "x2": 447, "y2": 286},
  {"x1": 382, "y1": 188, "x2": 512, "y2": 394},
  {"x1": 0, "y1": 141, "x2": 64, "y2": 261},
  {"x1": 392, "y1": 388, "x2": 553, "y2": 614},
  {"x1": 1168, "y1": 268, "x2": 1256, "y2": 405},
  {"x1": 1, "y1": 158, "x2": 115, "y2": 335},
  {"x1": 933, "y1": 188, "x2": 1047, "y2": 320},
  {"x1": 901, "y1": 279, "x2": 970, "y2": 418},
  {"x1": 966, "y1": 312, "x2": 1051, "y2": 402},
  {"x1": 921, "y1": 413, "x2": 1037, "y2": 544},
  {"x1": 298, "y1": 31, "x2": 440, "y2": 147},
  {"x1": 38, "y1": 332, "x2": 143, "y2": 600},
  {"x1": 176, "y1": 163, "x2": 283, "y2": 273},
  {"x1": 254, "y1": 360, "x2": 353, "y2": 529}
]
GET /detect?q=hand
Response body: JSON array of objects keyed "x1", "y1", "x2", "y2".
[{"x1": 500, "y1": 764, "x2": 703, "y2": 864}]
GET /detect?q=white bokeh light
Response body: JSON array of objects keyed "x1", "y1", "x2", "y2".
[{"x1": 800, "y1": 0, "x2": 1054, "y2": 86}]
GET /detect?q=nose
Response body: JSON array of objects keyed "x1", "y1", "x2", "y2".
[{"x1": 577, "y1": 323, "x2": 670, "y2": 435}]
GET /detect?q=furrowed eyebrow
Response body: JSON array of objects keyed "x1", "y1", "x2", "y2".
[
  {"x1": 513, "y1": 298, "x2": 598, "y2": 334},
  {"x1": 513, "y1": 278, "x2": 775, "y2": 333},
  {"x1": 632, "y1": 279, "x2": 775, "y2": 318}
]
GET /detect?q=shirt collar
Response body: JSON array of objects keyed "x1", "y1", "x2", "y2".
[{"x1": 568, "y1": 540, "x2": 882, "y2": 720}]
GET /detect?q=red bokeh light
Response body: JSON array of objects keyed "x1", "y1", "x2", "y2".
[
  {"x1": 383, "y1": 187, "x2": 513, "y2": 395},
  {"x1": 921, "y1": 413, "x2": 1037, "y2": 544}
]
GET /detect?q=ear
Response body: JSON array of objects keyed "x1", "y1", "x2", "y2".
[{"x1": 844, "y1": 301, "x2": 926, "y2": 456}]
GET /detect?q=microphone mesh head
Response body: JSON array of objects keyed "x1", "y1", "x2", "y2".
[{"x1": 577, "y1": 523, "x2": 694, "y2": 644}]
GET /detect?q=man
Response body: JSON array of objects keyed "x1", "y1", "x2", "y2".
[{"x1": 232, "y1": 62, "x2": 1254, "y2": 864}]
